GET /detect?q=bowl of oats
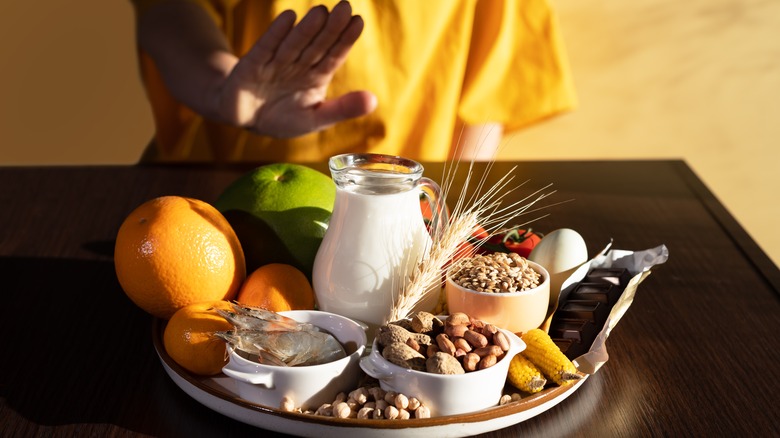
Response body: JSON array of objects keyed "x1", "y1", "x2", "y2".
[{"x1": 445, "y1": 252, "x2": 550, "y2": 333}]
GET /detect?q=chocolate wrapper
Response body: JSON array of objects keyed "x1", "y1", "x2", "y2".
[{"x1": 555, "y1": 244, "x2": 670, "y2": 375}]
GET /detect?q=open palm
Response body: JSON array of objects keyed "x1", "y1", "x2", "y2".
[{"x1": 215, "y1": 2, "x2": 376, "y2": 138}]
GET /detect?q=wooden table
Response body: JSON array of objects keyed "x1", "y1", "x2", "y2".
[{"x1": 1, "y1": 160, "x2": 778, "y2": 437}]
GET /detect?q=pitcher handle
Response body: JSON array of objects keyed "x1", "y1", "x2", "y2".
[{"x1": 418, "y1": 177, "x2": 448, "y2": 239}]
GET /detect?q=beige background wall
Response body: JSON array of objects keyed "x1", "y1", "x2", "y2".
[{"x1": 2, "y1": 0, "x2": 778, "y2": 267}]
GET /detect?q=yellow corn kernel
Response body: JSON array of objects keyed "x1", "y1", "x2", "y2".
[
  {"x1": 507, "y1": 354, "x2": 547, "y2": 393},
  {"x1": 521, "y1": 329, "x2": 582, "y2": 386}
]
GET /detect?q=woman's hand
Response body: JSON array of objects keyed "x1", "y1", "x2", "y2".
[{"x1": 216, "y1": 2, "x2": 376, "y2": 137}]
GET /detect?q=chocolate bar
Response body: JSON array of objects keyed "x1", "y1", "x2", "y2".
[{"x1": 550, "y1": 268, "x2": 631, "y2": 360}]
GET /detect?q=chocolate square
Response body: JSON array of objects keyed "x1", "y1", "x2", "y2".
[
  {"x1": 567, "y1": 282, "x2": 621, "y2": 307},
  {"x1": 552, "y1": 338, "x2": 574, "y2": 355},
  {"x1": 549, "y1": 319, "x2": 599, "y2": 346},
  {"x1": 556, "y1": 300, "x2": 609, "y2": 327},
  {"x1": 549, "y1": 317, "x2": 599, "y2": 360},
  {"x1": 585, "y1": 267, "x2": 632, "y2": 287}
]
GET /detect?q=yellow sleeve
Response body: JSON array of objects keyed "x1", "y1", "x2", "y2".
[{"x1": 458, "y1": 0, "x2": 577, "y2": 132}]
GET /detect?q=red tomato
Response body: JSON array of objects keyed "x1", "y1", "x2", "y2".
[
  {"x1": 419, "y1": 196, "x2": 450, "y2": 234},
  {"x1": 502, "y1": 228, "x2": 543, "y2": 258},
  {"x1": 476, "y1": 227, "x2": 543, "y2": 258},
  {"x1": 453, "y1": 225, "x2": 489, "y2": 261}
]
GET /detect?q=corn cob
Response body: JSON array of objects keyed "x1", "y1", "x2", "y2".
[
  {"x1": 521, "y1": 329, "x2": 582, "y2": 386},
  {"x1": 507, "y1": 354, "x2": 547, "y2": 393}
]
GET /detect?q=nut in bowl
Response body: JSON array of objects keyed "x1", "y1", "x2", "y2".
[
  {"x1": 445, "y1": 253, "x2": 550, "y2": 333},
  {"x1": 220, "y1": 310, "x2": 367, "y2": 411},
  {"x1": 359, "y1": 314, "x2": 526, "y2": 417}
]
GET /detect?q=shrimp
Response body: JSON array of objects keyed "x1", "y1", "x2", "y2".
[
  {"x1": 214, "y1": 303, "x2": 346, "y2": 367},
  {"x1": 221, "y1": 303, "x2": 315, "y2": 331}
]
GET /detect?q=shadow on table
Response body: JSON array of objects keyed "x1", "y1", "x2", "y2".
[{"x1": 0, "y1": 253, "x2": 293, "y2": 437}]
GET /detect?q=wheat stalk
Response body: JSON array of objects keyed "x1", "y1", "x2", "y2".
[{"x1": 386, "y1": 150, "x2": 558, "y2": 323}]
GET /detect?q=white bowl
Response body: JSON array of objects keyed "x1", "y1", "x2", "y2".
[
  {"x1": 221, "y1": 310, "x2": 367, "y2": 410},
  {"x1": 446, "y1": 260, "x2": 550, "y2": 333},
  {"x1": 359, "y1": 328, "x2": 525, "y2": 417}
]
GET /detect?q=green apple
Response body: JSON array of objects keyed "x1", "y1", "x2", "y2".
[{"x1": 214, "y1": 163, "x2": 335, "y2": 277}]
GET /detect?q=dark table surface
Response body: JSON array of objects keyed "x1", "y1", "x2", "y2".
[{"x1": 1, "y1": 160, "x2": 778, "y2": 437}]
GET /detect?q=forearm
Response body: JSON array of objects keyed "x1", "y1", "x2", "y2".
[
  {"x1": 135, "y1": 1, "x2": 237, "y2": 120},
  {"x1": 451, "y1": 123, "x2": 504, "y2": 161}
]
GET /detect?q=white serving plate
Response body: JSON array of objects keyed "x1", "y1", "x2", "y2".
[{"x1": 152, "y1": 319, "x2": 586, "y2": 438}]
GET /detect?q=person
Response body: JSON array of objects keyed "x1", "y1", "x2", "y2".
[{"x1": 130, "y1": 0, "x2": 576, "y2": 163}]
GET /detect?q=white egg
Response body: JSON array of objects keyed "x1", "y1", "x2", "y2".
[
  {"x1": 528, "y1": 228, "x2": 589, "y2": 302},
  {"x1": 528, "y1": 228, "x2": 588, "y2": 274}
]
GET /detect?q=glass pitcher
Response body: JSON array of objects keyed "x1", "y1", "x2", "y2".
[{"x1": 312, "y1": 153, "x2": 447, "y2": 330}]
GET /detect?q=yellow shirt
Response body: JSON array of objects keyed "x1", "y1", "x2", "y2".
[{"x1": 133, "y1": 0, "x2": 576, "y2": 162}]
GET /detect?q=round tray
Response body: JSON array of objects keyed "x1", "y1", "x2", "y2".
[{"x1": 152, "y1": 319, "x2": 586, "y2": 438}]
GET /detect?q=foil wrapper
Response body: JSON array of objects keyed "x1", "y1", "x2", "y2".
[{"x1": 557, "y1": 243, "x2": 670, "y2": 375}]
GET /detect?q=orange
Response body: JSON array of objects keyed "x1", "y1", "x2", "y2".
[
  {"x1": 163, "y1": 300, "x2": 233, "y2": 376},
  {"x1": 114, "y1": 196, "x2": 246, "y2": 319},
  {"x1": 236, "y1": 263, "x2": 316, "y2": 312}
]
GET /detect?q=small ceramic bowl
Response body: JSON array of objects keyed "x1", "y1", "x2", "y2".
[
  {"x1": 359, "y1": 328, "x2": 525, "y2": 417},
  {"x1": 221, "y1": 310, "x2": 367, "y2": 410},
  {"x1": 445, "y1": 260, "x2": 550, "y2": 333}
]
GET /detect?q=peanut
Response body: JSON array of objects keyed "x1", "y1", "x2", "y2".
[
  {"x1": 463, "y1": 329, "x2": 488, "y2": 348},
  {"x1": 446, "y1": 312, "x2": 470, "y2": 326},
  {"x1": 481, "y1": 323, "x2": 498, "y2": 337},
  {"x1": 478, "y1": 354, "x2": 498, "y2": 370},
  {"x1": 493, "y1": 331, "x2": 510, "y2": 352},
  {"x1": 435, "y1": 333, "x2": 456, "y2": 356},
  {"x1": 473, "y1": 345, "x2": 504, "y2": 358},
  {"x1": 452, "y1": 337, "x2": 472, "y2": 353},
  {"x1": 405, "y1": 336, "x2": 421, "y2": 353},
  {"x1": 444, "y1": 323, "x2": 469, "y2": 338},
  {"x1": 462, "y1": 352, "x2": 480, "y2": 372}
]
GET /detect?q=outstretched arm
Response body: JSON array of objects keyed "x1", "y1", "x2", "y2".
[
  {"x1": 136, "y1": 1, "x2": 376, "y2": 138},
  {"x1": 451, "y1": 123, "x2": 504, "y2": 161}
]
